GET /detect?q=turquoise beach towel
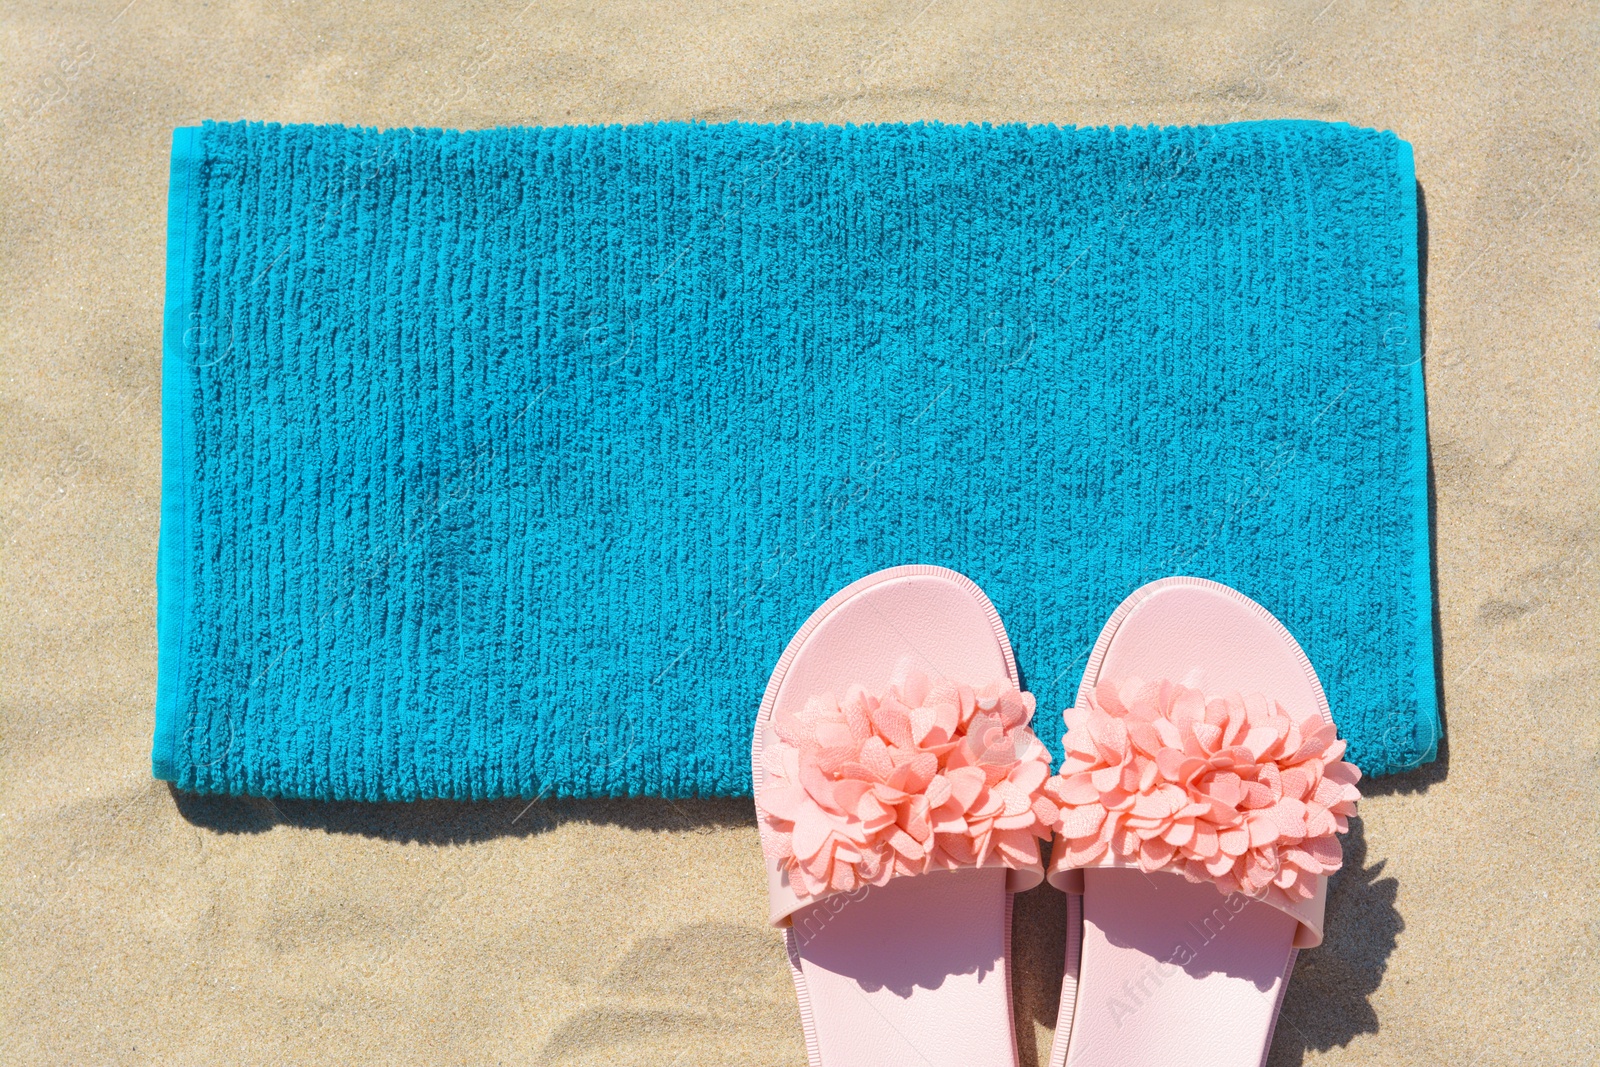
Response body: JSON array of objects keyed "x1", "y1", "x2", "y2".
[{"x1": 155, "y1": 119, "x2": 1435, "y2": 800}]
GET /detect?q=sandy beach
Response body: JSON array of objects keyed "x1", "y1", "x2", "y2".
[{"x1": 2, "y1": 1, "x2": 1596, "y2": 1063}]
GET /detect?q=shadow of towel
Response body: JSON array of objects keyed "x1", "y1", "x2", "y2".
[{"x1": 170, "y1": 787, "x2": 758, "y2": 843}]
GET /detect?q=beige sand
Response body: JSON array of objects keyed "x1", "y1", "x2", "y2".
[{"x1": 2, "y1": 1, "x2": 1596, "y2": 1063}]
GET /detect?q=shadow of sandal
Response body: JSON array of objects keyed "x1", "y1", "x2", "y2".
[
  {"x1": 1010, "y1": 872, "x2": 1068, "y2": 1067},
  {"x1": 1007, "y1": 818, "x2": 1400, "y2": 1067},
  {"x1": 1266, "y1": 817, "x2": 1401, "y2": 1065}
]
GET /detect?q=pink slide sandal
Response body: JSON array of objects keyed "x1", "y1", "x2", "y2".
[
  {"x1": 1041, "y1": 577, "x2": 1362, "y2": 1067},
  {"x1": 752, "y1": 565, "x2": 1057, "y2": 1067}
]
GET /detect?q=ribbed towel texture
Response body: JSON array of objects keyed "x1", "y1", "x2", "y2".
[{"x1": 155, "y1": 119, "x2": 1435, "y2": 800}]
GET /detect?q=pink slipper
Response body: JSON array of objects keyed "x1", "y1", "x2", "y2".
[
  {"x1": 752, "y1": 565, "x2": 1057, "y2": 1067},
  {"x1": 1041, "y1": 577, "x2": 1362, "y2": 1067}
]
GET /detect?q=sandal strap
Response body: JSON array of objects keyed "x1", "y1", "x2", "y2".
[
  {"x1": 1041, "y1": 676, "x2": 1361, "y2": 947},
  {"x1": 758, "y1": 667, "x2": 1054, "y2": 924}
]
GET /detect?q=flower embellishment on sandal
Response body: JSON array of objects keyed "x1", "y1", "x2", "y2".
[
  {"x1": 757, "y1": 667, "x2": 1057, "y2": 899},
  {"x1": 1044, "y1": 677, "x2": 1361, "y2": 901}
]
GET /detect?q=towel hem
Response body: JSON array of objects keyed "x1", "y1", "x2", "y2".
[
  {"x1": 1396, "y1": 137, "x2": 1440, "y2": 769},
  {"x1": 153, "y1": 126, "x2": 203, "y2": 783}
]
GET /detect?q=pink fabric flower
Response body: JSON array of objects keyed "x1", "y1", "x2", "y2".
[
  {"x1": 1044, "y1": 678, "x2": 1361, "y2": 901},
  {"x1": 758, "y1": 667, "x2": 1058, "y2": 899}
]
